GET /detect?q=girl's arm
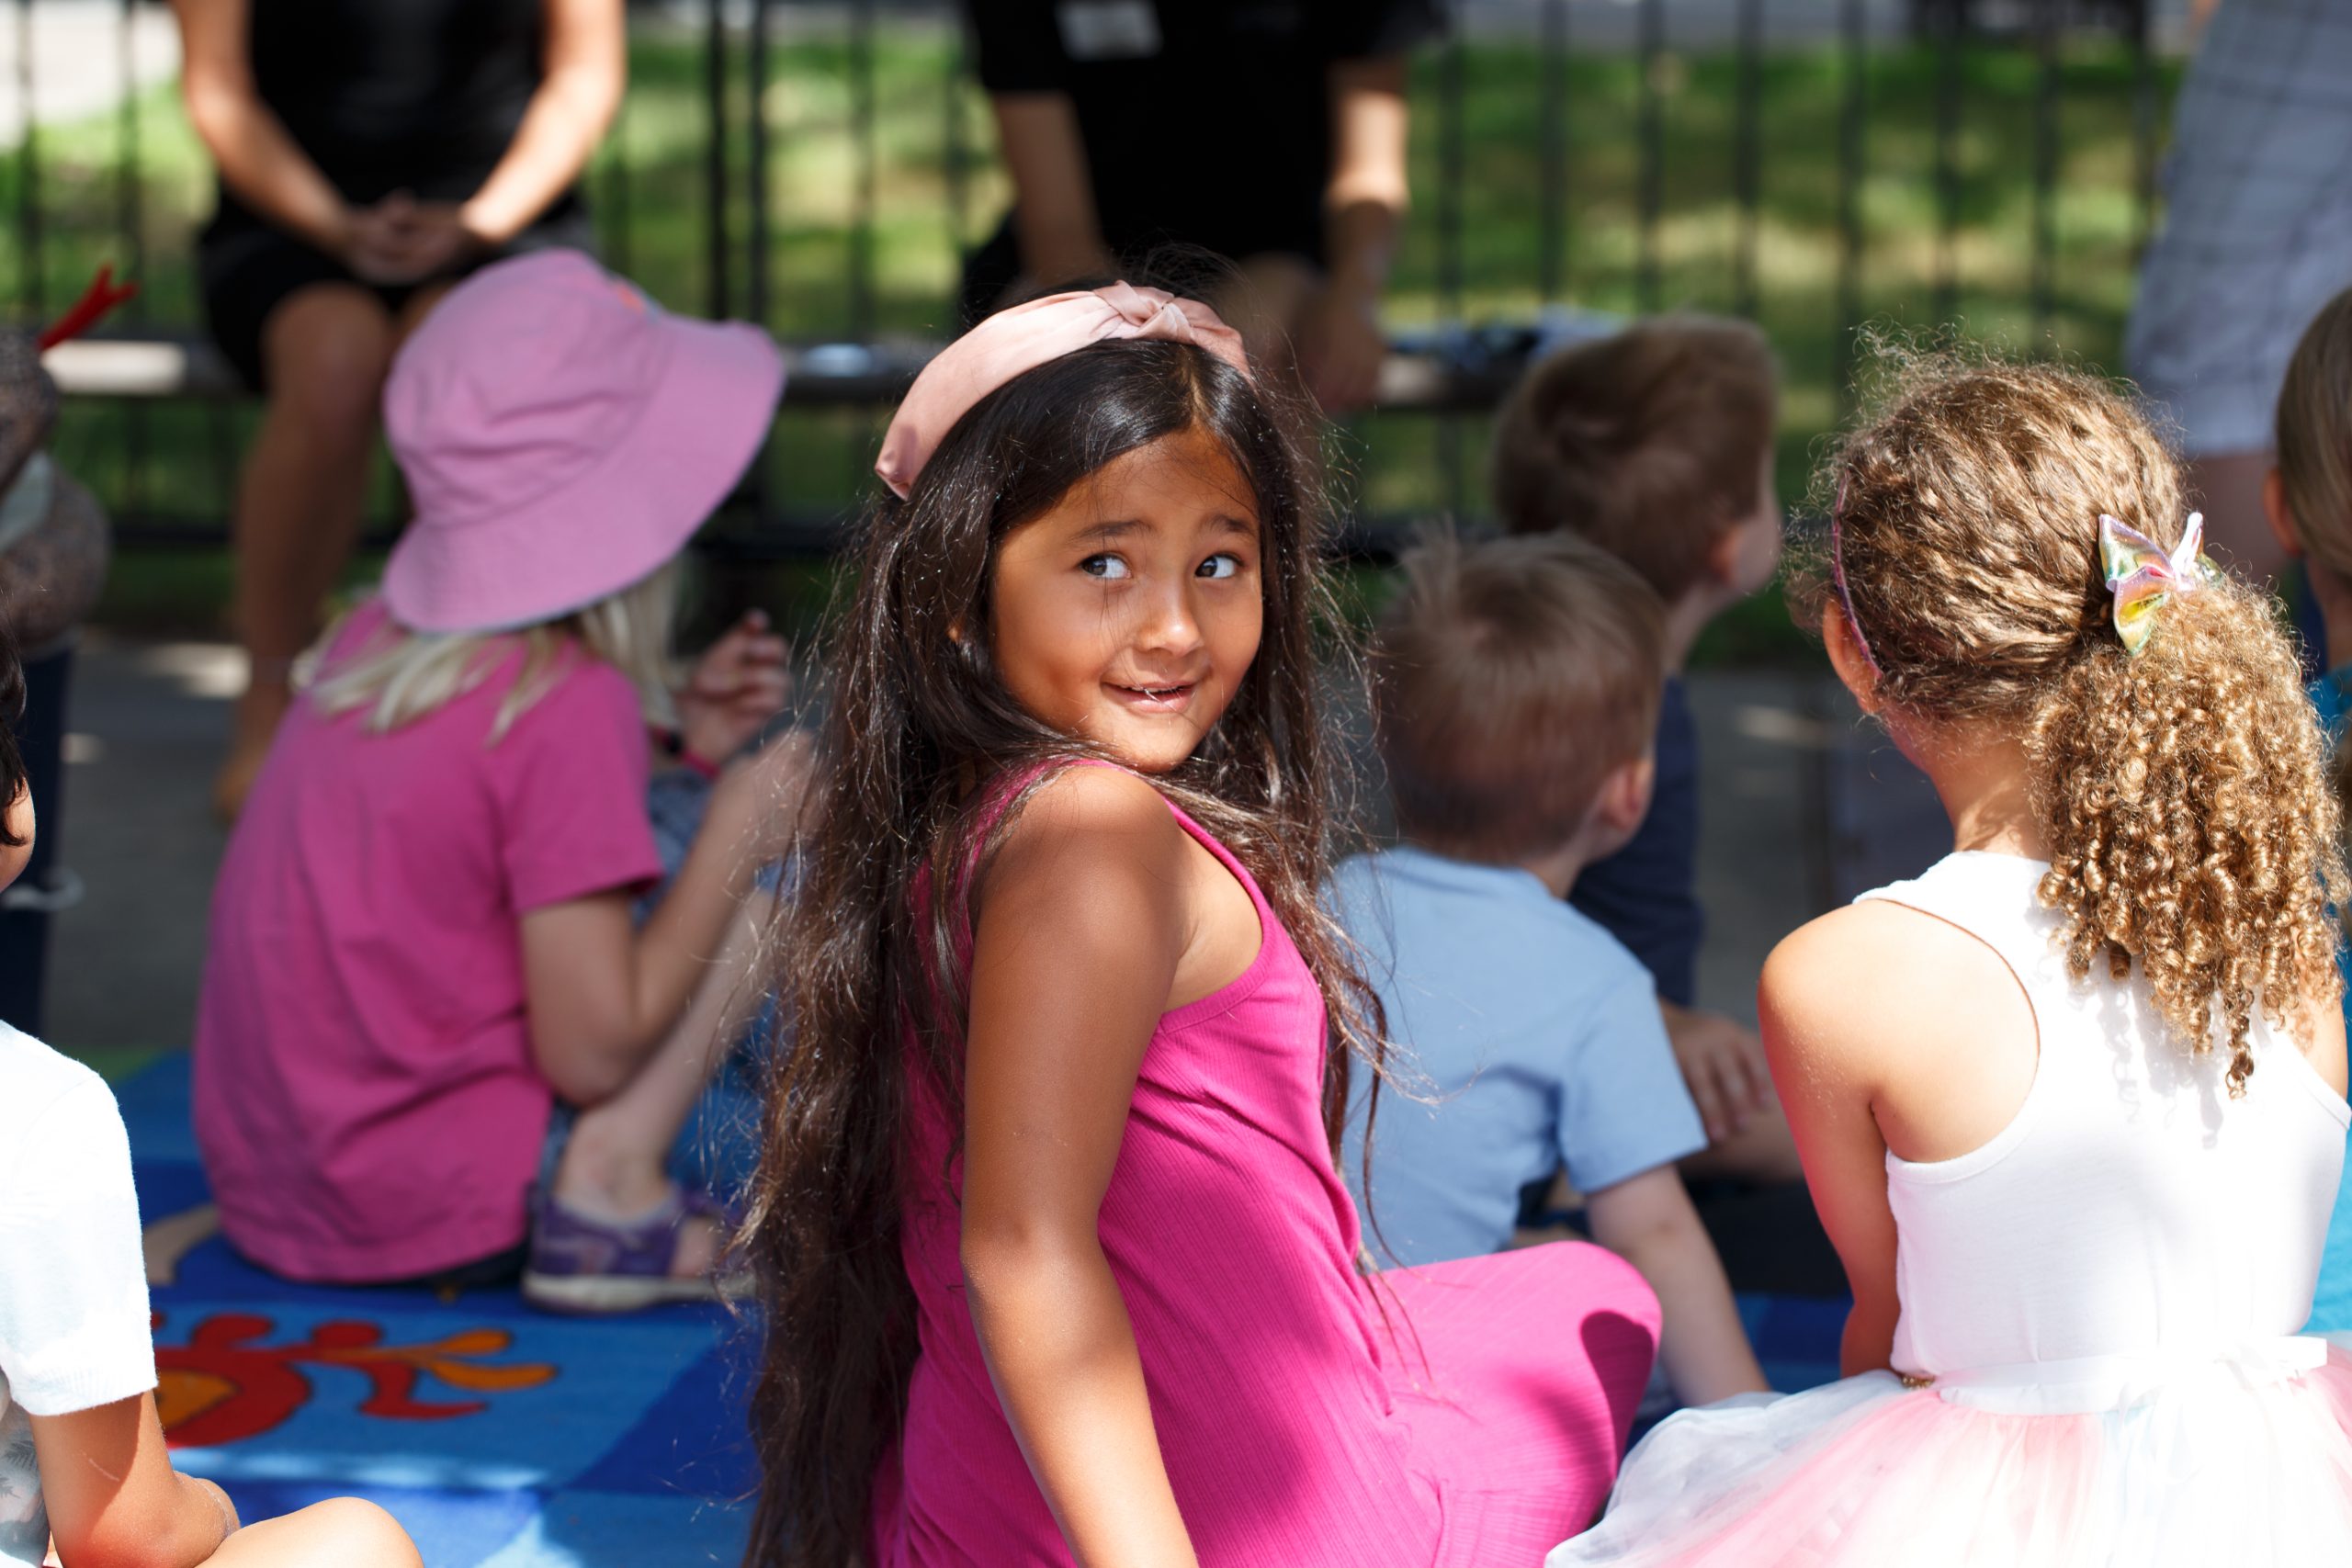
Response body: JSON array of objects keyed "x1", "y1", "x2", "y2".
[
  {"x1": 961, "y1": 767, "x2": 1201, "y2": 1568},
  {"x1": 31, "y1": 1393, "x2": 237, "y2": 1568},
  {"x1": 172, "y1": 0, "x2": 354, "y2": 255},
  {"x1": 1584, "y1": 1167, "x2": 1769, "y2": 1404},
  {"x1": 1758, "y1": 909, "x2": 1905, "y2": 1378},
  {"x1": 1761, "y1": 900, "x2": 2040, "y2": 1379},
  {"x1": 519, "y1": 736, "x2": 809, "y2": 1105},
  {"x1": 458, "y1": 0, "x2": 626, "y2": 246}
]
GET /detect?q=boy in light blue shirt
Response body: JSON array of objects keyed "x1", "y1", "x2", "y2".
[{"x1": 1340, "y1": 532, "x2": 1767, "y2": 1404}]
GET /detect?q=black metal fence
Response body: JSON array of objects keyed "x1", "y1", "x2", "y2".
[{"x1": 5, "y1": 0, "x2": 2185, "y2": 552}]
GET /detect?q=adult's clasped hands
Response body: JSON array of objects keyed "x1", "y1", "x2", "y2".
[{"x1": 336, "y1": 191, "x2": 485, "y2": 286}]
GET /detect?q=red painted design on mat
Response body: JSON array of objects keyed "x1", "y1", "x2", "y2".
[{"x1": 153, "y1": 1311, "x2": 558, "y2": 1448}]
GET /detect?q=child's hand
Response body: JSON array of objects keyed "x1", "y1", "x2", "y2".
[
  {"x1": 1663, "y1": 1002, "x2": 1773, "y2": 1145},
  {"x1": 707, "y1": 728, "x2": 819, "y2": 865},
  {"x1": 678, "y1": 610, "x2": 793, "y2": 768}
]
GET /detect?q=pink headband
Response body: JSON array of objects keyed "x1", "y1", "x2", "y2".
[{"x1": 874, "y1": 282, "x2": 1251, "y2": 498}]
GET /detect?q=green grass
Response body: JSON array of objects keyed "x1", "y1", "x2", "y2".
[{"x1": 6, "y1": 22, "x2": 2179, "y2": 663}]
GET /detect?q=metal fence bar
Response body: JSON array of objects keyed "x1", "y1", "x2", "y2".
[
  {"x1": 850, "y1": 0, "x2": 877, "y2": 338},
  {"x1": 2030, "y1": 0, "x2": 2059, "y2": 340},
  {"x1": 1634, "y1": 0, "x2": 1664, "y2": 313},
  {"x1": 1537, "y1": 0, "x2": 1567, "y2": 306},
  {"x1": 2131, "y1": 0, "x2": 2158, "y2": 256},
  {"x1": 602, "y1": 85, "x2": 632, "y2": 277},
  {"x1": 1834, "y1": 0, "x2": 1867, "y2": 413},
  {"x1": 746, "y1": 0, "x2": 772, "y2": 333},
  {"x1": 704, "y1": 0, "x2": 730, "y2": 320},
  {"x1": 742, "y1": 0, "x2": 774, "y2": 517},
  {"x1": 1932, "y1": 12, "x2": 1962, "y2": 326},
  {"x1": 944, "y1": 26, "x2": 971, "y2": 270},
  {"x1": 1733, "y1": 0, "x2": 1763, "y2": 319},
  {"x1": 117, "y1": 0, "x2": 147, "y2": 512},
  {"x1": 15, "y1": 0, "x2": 42, "y2": 317},
  {"x1": 1437, "y1": 28, "x2": 1466, "y2": 516},
  {"x1": 1436, "y1": 31, "x2": 1464, "y2": 325}
]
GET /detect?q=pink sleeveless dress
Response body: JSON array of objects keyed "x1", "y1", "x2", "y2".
[{"x1": 874, "y1": 787, "x2": 1661, "y2": 1566}]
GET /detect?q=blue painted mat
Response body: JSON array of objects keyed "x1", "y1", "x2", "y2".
[{"x1": 119, "y1": 1055, "x2": 754, "y2": 1568}]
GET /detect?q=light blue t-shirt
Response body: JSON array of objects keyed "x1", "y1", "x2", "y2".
[
  {"x1": 2305, "y1": 668, "x2": 2352, "y2": 1334},
  {"x1": 1333, "y1": 846, "x2": 1708, "y2": 1268}
]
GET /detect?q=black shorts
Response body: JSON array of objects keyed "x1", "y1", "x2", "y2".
[
  {"x1": 197, "y1": 188, "x2": 596, "y2": 393},
  {"x1": 956, "y1": 209, "x2": 1324, "y2": 330}
]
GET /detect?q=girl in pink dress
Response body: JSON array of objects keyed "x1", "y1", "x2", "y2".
[
  {"x1": 1554, "y1": 359, "x2": 2352, "y2": 1566},
  {"x1": 738, "y1": 284, "x2": 1664, "y2": 1568}
]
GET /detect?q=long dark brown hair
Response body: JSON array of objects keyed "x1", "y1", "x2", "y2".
[{"x1": 738, "y1": 337, "x2": 1385, "y2": 1568}]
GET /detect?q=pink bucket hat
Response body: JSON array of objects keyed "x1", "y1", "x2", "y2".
[{"x1": 381, "y1": 250, "x2": 785, "y2": 635}]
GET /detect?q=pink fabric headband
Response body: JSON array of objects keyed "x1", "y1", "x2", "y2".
[{"x1": 874, "y1": 282, "x2": 1251, "y2": 498}]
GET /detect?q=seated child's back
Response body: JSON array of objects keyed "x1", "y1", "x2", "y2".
[
  {"x1": 1335, "y1": 843, "x2": 1701, "y2": 1263},
  {"x1": 1491, "y1": 319, "x2": 1797, "y2": 1179},
  {"x1": 198, "y1": 600, "x2": 662, "y2": 1282},
  {"x1": 196, "y1": 253, "x2": 792, "y2": 1298},
  {"x1": 1341, "y1": 533, "x2": 1766, "y2": 1404}
]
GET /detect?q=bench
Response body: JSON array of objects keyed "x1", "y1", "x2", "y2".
[
  {"x1": 43, "y1": 319, "x2": 1592, "y2": 558},
  {"x1": 41, "y1": 324, "x2": 1548, "y2": 412}
]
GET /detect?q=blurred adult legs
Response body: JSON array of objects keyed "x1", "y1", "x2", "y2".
[
  {"x1": 215, "y1": 285, "x2": 391, "y2": 818},
  {"x1": 216, "y1": 283, "x2": 450, "y2": 820}
]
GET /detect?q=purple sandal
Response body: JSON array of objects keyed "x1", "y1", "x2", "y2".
[{"x1": 522, "y1": 1183, "x2": 750, "y2": 1314}]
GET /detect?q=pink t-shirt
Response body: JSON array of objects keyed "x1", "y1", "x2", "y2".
[{"x1": 194, "y1": 602, "x2": 664, "y2": 1282}]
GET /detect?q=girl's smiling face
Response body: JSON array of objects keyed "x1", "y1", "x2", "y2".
[{"x1": 988, "y1": 423, "x2": 1264, "y2": 773}]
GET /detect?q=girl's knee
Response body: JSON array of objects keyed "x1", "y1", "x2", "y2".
[
  {"x1": 277, "y1": 1497, "x2": 422, "y2": 1568},
  {"x1": 1554, "y1": 1238, "x2": 1667, "y2": 1337}
]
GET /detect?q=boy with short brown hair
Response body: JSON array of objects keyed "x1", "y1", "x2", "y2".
[
  {"x1": 1338, "y1": 531, "x2": 1767, "y2": 1406},
  {"x1": 1490, "y1": 316, "x2": 1793, "y2": 1180}
]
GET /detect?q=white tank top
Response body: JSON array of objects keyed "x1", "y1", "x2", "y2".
[{"x1": 1859, "y1": 852, "x2": 2349, "y2": 1412}]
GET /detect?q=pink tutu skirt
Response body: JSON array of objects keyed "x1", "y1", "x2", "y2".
[{"x1": 1550, "y1": 1340, "x2": 2352, "y2": 1567}]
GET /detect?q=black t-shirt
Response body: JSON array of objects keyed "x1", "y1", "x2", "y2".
[
  {"x1": 1569, "y1": 673, "x2": 1704, "y2": 1009},
  {"x1": 966, "y1": 0, "x2": 1443, "y2": 267},
  {"x1": 247, "y1": 0, "x2": 548, "y2": 205}
]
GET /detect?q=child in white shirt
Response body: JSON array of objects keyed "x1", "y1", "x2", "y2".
[{"x1": 0, "y1": 615, "x2": 418, "y2": 1568}]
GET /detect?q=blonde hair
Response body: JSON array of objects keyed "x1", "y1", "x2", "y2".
[
  {"x1": 1822, "y1": 355, "x2": 2345, "y2": 1095},
  {"x1": 1374, "y1": 530, "x2": 1665, "y2": 864},
  {"x1": 311, "y1": 564, "x2": 681, "y2": 740},
  {"x1": 1490, "y1": 314, "x2": 1779, "y2": 601}
]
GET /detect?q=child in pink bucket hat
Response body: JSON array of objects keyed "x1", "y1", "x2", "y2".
[{"x1": 193, "y1": 251, "x2": 806, "y2": 1311}]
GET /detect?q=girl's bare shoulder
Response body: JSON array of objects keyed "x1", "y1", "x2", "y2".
[
  {"x1": 1761, "y1": 899, "x2": 2018, "y2": 1075},
  {"x1": 981, "y1": 763, "x2": 1190, "y2": 908}
]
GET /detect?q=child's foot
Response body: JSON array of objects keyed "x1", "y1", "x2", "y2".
[
  {"x1": 521, "y1": 1182, "x2": 747, "y2": 1314},
  {"x1": 141, "y1": 1201, "x2": 220, "y2": 1286}
]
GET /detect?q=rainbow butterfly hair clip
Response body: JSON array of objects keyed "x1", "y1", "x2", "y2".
[{"x1": 2099, "y1": 512, "x2": 2221, "y2": 657}]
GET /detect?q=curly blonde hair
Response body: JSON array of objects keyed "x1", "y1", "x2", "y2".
[{"x1": 1824, "y1": 355, "x2": 2346, "y2": 1095}]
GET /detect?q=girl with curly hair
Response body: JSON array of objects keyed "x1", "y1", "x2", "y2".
[
  {"x1": 740, "y1": 283, "x2": 1663, "y2": 1568},
  {"x1": 1555, "y1": 355, "x2": 2352, "y2": 1567}
]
